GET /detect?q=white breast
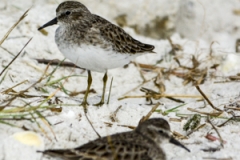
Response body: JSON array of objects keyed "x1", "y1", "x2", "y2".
[
  {"x1": 55, "y1": 26, "x2": 144, "y2": 72},
  {"x1": 59, "y1": 43, "x2": 142, "y2": 72}
]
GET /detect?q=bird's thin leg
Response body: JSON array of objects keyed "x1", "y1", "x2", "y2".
[
  {"x1": 81, "y1": 70, "x2": 92, "y2": 112},
  {"x1": 94, "y1": 72, "x2": 108, "y2": 106}
]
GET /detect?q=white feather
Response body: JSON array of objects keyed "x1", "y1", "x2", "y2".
[{"x1": 55, "y1": 26, "x2": 145, "y2": 72}]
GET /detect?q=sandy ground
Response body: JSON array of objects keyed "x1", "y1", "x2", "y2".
[{"x1": 1, "y1": 0, "x2": 240, "y2": 160}]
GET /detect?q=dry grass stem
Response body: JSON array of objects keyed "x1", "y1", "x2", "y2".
[
  {"x1": 187, "y1": 108, "x2": 222, "y2": 116},
  {"x1": 134, "y1": 61, "x2": 147, "y2": 82},
  {"x1": 217, "y1": 116, "x2": 240, "y2": 127},
  {"x1": 132, "y1": 62, "x2": 161, "y2": 71},
  {"x1": 119, "y1": 94, "x2": 203, "y2": 101},
  {"x1": 0, "y1": 38, "x2": 32, "y2": 77},
  {"x1": 104, "y1": 122, "x2": 136, "y2": 130},
  {"x1": 2, "y1": 80, "x2": 28, "y2": 94},
  {"x1": 0, "y1": 9, "x2": 30, "y2": 46},
  {"x1": 110, "y1": 105, "x2": 122, "y2": 122},
  {"x1": 196, "y1": 86, "x2": 223, "y2": 112},
  {"x1": 107, "y1": 77, "x2": 113, "y2": 104},
  {"x1": 186, "y1": 123, "x2": 206, "y2": 136},
  {"x1": 40, "y1": 117, "x2": 57, "y2": 141},
  {"x1": 224, "y1": 107, "x2": 240, "y2": 111},
  {"x1": 207, "y1": 116, "x2": 224, "y2": 148},
  {"x1": 85, "y1": 113, "x2": 101, "y2": 138},
  {"x1": 35, "y1": 58, "x2": 85, "y2": 70},
  {"x1": 172, "y1": 131, "x2": 188, "y2": 139},
  {"x1": 139, "y1": 102, "x2": 161, "y2": 124},
  {"x1": 121, "y1": 77, "x2": 155, "y2": 97}
]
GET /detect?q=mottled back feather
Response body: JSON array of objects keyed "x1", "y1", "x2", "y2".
[{"x1": 91, "y1": 15, "x2": 155, "y2": 54}]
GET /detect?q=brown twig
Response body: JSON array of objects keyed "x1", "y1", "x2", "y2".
[
  {"x1": 35, "y1": 58, "x2": 85, "y2": 70},
  {"x1": 195, "y1": 86, "x2": 223, "y2": 112}
]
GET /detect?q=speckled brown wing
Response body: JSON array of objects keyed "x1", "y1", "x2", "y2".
[
  {"x1": 92, "y1": 15, "x2": 155, "y2": 54},
  {"x1": 42, "y1": 149, "x2": 80, "y2": 160},
  {"x1": 42, "y1": 138, "x2": 153, "y2": 160}
]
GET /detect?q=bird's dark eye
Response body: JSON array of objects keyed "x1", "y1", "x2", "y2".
[
  {"x1": 158, "y1": 130, "x2": 164, "y2": 134},
  {"x1": 65, "y1": 11, "x2": 71, "y2": 15}
]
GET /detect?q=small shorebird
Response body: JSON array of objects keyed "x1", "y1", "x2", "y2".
[
  {"x1": 40, "y1": 118, "x2": 190, "y2": 160},
  {"x1": 38, "y1": 1, "x2": 155, "y2": 111}
]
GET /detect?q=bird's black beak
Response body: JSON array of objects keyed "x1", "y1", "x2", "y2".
[
  {"x1": 38, "y1": 17, "x2": 58, "y2": 30},
  {"x1": 169, "y1": 137, "x2": 190, "y2": 152}
]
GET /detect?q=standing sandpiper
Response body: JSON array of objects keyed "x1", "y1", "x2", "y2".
[
  {"x1": 40, "y1": 118, "x2": 190, "y2": 160},
  {"x1": 38, "y1": 1, "x2": 155, "y2": 110}
]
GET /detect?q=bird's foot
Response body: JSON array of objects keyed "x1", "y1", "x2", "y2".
[{"x1": 93, "y1": 100, "x2": 105, "y2": 106}]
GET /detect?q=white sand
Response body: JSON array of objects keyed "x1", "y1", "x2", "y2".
[{"x1": 0, "y1": 0, "x2": 240, "y2": 160}]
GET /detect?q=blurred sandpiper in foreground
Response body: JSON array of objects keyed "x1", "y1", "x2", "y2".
[{"x1": 40, "y1": 118, "x2": 190, "y2": 160}]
